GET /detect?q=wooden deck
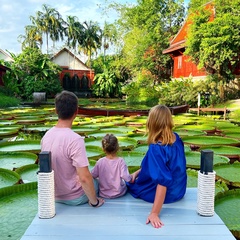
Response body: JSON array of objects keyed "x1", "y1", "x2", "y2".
[
  {"x1": 189, "y1": 107, "x2": 228, "y2": 120},
  {"x1": 21, "y1": 188, "x2": 236, "y2": 240}
]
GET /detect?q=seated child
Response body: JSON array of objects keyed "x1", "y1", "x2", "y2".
[{"x1": 91, "y1": 134, "x2": 132, "y2": 198}]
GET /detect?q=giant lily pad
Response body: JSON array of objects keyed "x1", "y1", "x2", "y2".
[
  {"x1": 185, "y1": 151, "x2": 229, "y2": 169},
  {"x1": 134, "y1": 144, "x2": 148, "y2": 154},
  {"x1": 0, "y1": 120, "x2": 17, "y2": 125},
  {"x1": 0, "y1": 152, "x2": 37, "y2": 170},
  {"x1": 0, "y1": 168, "x2": 21, "y2": 188},
  {"x1": 174, "y1": 129, "x2": 205, "y2": 136},
  {"x1": 15, "y1": 164, "x2": 39, "y2": 183},
  {"x1": 182, "y1": 135, "x2": 240, "y2": 147},
  {"x1": 85, "y1": 136, "x2": 137, "y2": 150},
  {"x1": 214, "y1": 162, "x2": 240, "y2": 187},
  {"x1": 174, "y1": 124, "x2": 216, "y2": 132},
  {"x1": 87, "y1": 129, "x2": 128, "y2": 138},
  {"x1": 200, "y1": 145, "x2": 240, "y2": 160},
  {"x1": 0, "y1": 129, "x2": 20, "y2": 138},
  {"x1": 0, "y1": 183, "x2": 37, "y2": 240},
  {"x1": 118, "y1": 151, "x2": 145, "y2": 166},
  {"x1": 186, "y1": 169, "x2": 198, "y2": 188},
  {"x1": 24, "y1": 125, "x2": 53, "y2": 133},
  {"x1": 215, "y1": 189, "x2": 240, "y2": 239},
  {"x1": 15, "y1": 116, "x2": 46, "y2": 124},
  {"x1": 127, "y1": 133, "x2": 147, "y2": 143},
  {"x1": 0, "y1": 140, "x2": 41, "y2": 153},
  {"x1": 86, "y1": 146, "x2": 104, "y2": 160}
]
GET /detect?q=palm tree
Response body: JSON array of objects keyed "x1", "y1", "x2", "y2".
[
  {"x1": 102, "y1": 22, "x2": 118, "y2": 62},
  {"x1": 65, "y1": 16, "x2": 84, "y2": 51},
  {"x1": 18, "y1": 25, "x2": 43, "y2": 50},
  {"x1": 79, "y1": 21, "x2": 102, "y2": 67},
  {"x1": 30, "y1": 4, "x2": 64, "y2": 53}
]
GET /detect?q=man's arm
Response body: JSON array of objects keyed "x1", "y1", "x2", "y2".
[{"x1": 77, "y1": 166, "x2": 104, "y2": 207}]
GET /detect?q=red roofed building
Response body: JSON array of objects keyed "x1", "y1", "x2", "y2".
[
  {"x1": 51, "y1": 48, "x2": 95, "y2": 96},
  {"x1": 163, "y1": 2, "x2": 214, "y2": 79}
]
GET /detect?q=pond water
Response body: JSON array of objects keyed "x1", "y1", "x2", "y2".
[{"x1": 0, "y1": 103, "x2": 240, "y2": 240}]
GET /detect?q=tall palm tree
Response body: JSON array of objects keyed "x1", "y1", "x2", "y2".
[
  {"x1": 79, "y1": 21, "x2": 102, "y2": 67},
  {"x1": 102, "y1": 22, "x2": 118, "y2": 62},
  {"x1": 30, "y1": 4, "x2": 63, "y2": 53},
  {"x1": 18, "y1": 25, "x2": 43, "y2": 50},
  {"x1": 65, "y1": 16, "x2": 84, "y2": 51}
]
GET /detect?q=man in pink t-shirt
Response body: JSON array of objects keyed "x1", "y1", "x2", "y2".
[{"x1": 41, "y1": 90, "x2": 104, "y2": 207}]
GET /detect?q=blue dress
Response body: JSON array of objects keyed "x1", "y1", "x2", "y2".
[{"x1": 127, "y1": 133, "x2": 187, "y2": 204}]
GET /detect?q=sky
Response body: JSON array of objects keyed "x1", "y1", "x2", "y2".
[{"x1": 0, "y1": 0, "x2": 189, "y2": 56}]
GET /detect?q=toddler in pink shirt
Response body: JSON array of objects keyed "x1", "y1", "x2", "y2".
[{"x1": 91, "y1": 134, "x2": 132, "y2": 198}]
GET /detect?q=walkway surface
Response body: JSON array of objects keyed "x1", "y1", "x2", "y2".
[{"x1": 21, "y1": 188, "x2": 236, "y2": 240}]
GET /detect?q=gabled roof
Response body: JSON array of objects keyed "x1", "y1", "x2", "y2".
[
  {"x1": 163, "y1": 1, "x2": 214, "y2": 54},
  {"x1": 0, "y1": 49, "x2": 14, "y2": 62},
  {"x1": 51, "y1": 47, "x2": 90, "y2": 70}
]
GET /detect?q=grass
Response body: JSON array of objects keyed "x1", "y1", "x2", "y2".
[{"x1": 0, "y1": 93, "x2": 20, "y2": 108}]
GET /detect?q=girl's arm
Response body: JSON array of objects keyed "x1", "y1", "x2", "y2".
[
  {"x1": 146, "y1": 184, "x2": 166, "y2": 228},
  {"x1": 131, "y1": 168, "x2": 141, "y2": 182}
]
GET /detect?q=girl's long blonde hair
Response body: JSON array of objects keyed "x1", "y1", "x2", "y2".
[{"x1": 146, "y1": 105, "x2": 175, "y2": 145}]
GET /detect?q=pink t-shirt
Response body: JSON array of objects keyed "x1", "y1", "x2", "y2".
[
  {"x1": 91, "y1": 156, "x2": 132, "y2": 198},
  {"x1": 41, "y1": 127, "x2": 89, "y2": 200}
]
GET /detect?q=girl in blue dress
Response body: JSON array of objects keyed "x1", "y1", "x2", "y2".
[{"x1": 127, "y1": 105, "x2": 187, "y2": 228}]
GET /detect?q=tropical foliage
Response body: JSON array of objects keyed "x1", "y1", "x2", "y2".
[
  {"x1": 185, "y1": 0, "x2": 240, "y2": 82},
  {"x1": 1, "y1": 48, "x2": 62, "y2": 100}
]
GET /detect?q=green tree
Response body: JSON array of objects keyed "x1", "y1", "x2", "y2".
[
  {"x1": 2, "y1": 48, "x2": 62, "y2": 100},
  {"x1": 92, "y1": 68, "x2": 121, "y2": 98},
  {"x1": 102, "y1": 22, "x2": 118, "y2": 62},
  {"x1": 79, "y1": 21, "x2": 102, "y2": 67},
  {"x1": 185, "y1": 0, "x2": 240, "y2": 82},
  {"x1": 113, "y1": 0, "x2": 185, "y2": 82},
  {"x1": 18, "y1": 25, "x2": 43, "y2": 50},
  {"x1": 65, "y1": 16, "x2": 85, "y2": 51},
  {"x1": 30, "y1": 4, "x2": 64, "y2": 53}
]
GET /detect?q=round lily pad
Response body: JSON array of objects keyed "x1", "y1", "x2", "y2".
[
  {"x1": 174, "y1": 124, "x2": 216, "y2": 132},
  {"x1": 215, "y1": 189, "x2": 240, "y2": 239},
  {"x1": 200, "y1": 145, "x2": 240, "y2": 159},
  {"x1": 127, "y1": 133, "x2": 147, "y2": 143},
  {"x1": 0, "y1": 140, "x2": 41, "y2": 153},
  {"x1": 15, "y1": 116, "x2": 46, "y2": 124},
  {"x1": 24, "y1": 125, "x2": 53, "y2": 133},
  {"x1": 0, "y1": 152, "x2": 38, "y2": 170},
  {"x1": 182, "y1": 135, "x2": 240, "y2": 147},
  {"x1": 0, "y1": 168, "x2": 21, "y2": 188},
  {"x1": 0, "y1": 120, "x2": 17, "y2": 125},
  {"x1": 0, "y1": 183, "x2": 37, "y2": 240},
  {"x1": 15, "y1": 164, "x2": 39, "y2": 183},
  {"x1": 118, "y1": 151, "x2": 145, "y2": 166},
  {"x1": 86, "y1": 146, "x2": 104, "y2": 160},
  {"x1": 85, "y1": 136, "x2": 137, "y2": 150},
  {"x1": 134, "y1": 144, "x2": 148, "y2": 154},
  {"x1": 185, "y1": 151, "x2": 229, "y2": 169},
  {"x1": 87, "y1": 130, "x2": 128, "y2": 138},
  {"x1": 214, "y1": 163, "x2": 240, "y2": 187},
  {"x1": 0, "y1": 129, "x2": 20, "y2": 138},
  {"x1": 186, "y1": 169, "x2": 198, "y2": 188},
  {"x1": 174, "y1": 129, "x2": 205, "y2": 136}
]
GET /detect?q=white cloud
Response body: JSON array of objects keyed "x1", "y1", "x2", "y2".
[{"x1": 0, "y1": 0, "x2": 188, "y2": 55}]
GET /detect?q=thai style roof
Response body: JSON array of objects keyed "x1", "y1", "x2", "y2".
[{"x1": 163, "y1": 1, "x2": 214, "y2": 55}]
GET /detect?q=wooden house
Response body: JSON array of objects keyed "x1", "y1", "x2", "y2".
[
  {"x1": 51, "y1": 48, "x2": 95, "y2": 96},
  {"x1": 162, "y1": 2, "x2": 214, "y2": 79}
]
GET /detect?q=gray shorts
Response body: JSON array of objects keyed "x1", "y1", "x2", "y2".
[{"x1": 56, "y1": 179, "x2": 99, "y2": 206}]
